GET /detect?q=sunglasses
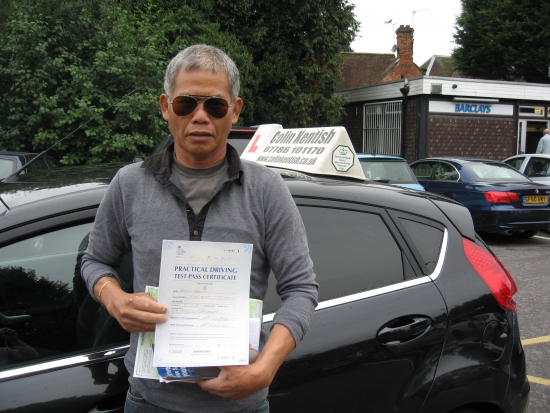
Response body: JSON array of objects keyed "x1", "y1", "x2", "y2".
[{"x1": 169, "y1": 95, "x2": 234, "y2": 119}]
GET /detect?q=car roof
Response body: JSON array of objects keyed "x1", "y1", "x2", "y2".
[
  {"x1": 0, "y1": 151, "x2": 39, "y2": 156},
  {"x1": 0, "y1": 163, "x2": 126, "y2": 216},
  {"x1": 413, "y1": 157, "x2": 507, "y2": 164},
  {"x1": 228, "y1": 127, "x2": 257, "y2": 134},
  {"x1": 356, "y1": 153, "x2": 407, "y2": 161},
  {"x1": 0, "y1": 162, "x2": 475, "y2": 241},
  {"x1": 505, "y1": 153, "x2": 550, "y2": 159}
]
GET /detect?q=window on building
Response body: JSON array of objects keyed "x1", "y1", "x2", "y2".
[{"x1": 363, "y1": 101, "x2": 402, "y2": 155}]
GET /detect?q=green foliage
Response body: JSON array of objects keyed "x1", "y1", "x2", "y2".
[
  {"x1": 0, "y1": 0, "x2": 358, "y2": 163},
  {"x1": 0, "y1": 1, "x2": 165, "y2": 163},
  {"x1": 211, "y1": 0, "x2": 358, "y2": 127},
  {"x1": 453, "y1": 0, "x2": 550, "y2": 83}
]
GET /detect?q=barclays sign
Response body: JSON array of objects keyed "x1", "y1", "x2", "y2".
[
  {"x1": 455, "y1": 103, "x2": 491, "y2": 114},
  {"x1": 429, "y1": 101, "x2": 513, "y2": 116}
]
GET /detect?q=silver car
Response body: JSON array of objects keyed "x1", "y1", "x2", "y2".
[{"x1": 503, "y1": 154, "x2": 550, "y2": 185}]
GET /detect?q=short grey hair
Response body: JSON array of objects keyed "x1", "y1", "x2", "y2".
[
  {"x1": 544, "y1": 129, "x2": 550, "y2": 135},
  {"x1": 164, "y1": 44, "x2": 240, "y2": 101}
]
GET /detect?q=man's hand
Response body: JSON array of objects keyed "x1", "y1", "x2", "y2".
[
  {"x1": 196, "y1": 363, "x2": 269, "y2": 400},
  {"x1": 94, "y1": 277, "x2": 167, "y2": 332},
  {"x1": 196, "y1": 324, "x2": 295, "y2": 399}
]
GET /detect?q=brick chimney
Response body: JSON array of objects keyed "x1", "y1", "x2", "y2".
[{"x1": 396, "y1": 25, "x2": 414, "y2": 65}]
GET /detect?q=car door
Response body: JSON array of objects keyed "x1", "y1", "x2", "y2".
[
  {"x1": 0, "y1": 211, "x2": 131, "y2": 413},
  {"x1": 504, "y1": 155, "x2": 527, "y2": 172},
  {"x1": 263, "y1": 198, "x2": 449, "y2": 412},
  {"x1": 523, "y1": 156, "x2": 550, "y2": 185}
]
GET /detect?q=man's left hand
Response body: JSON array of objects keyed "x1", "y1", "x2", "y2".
[
  {"x1": 196, "y1": 363, "x2": 269, "y2": 400},
  {"x1": 196, "y1": 324, "x2": 295, "y2": 399}
]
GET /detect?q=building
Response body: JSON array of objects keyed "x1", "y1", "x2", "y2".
[{"x1": 336, "y1": 26, "x2": 550, "y2": 162}]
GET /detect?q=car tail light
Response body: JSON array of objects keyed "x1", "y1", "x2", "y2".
[
  {"x1": 462, "y1": 238, "x2": 517, "y2": 312},
  {"x1": 484, "y1": 191, "x2": 519, "y2": 203}
]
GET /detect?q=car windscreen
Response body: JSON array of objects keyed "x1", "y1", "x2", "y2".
[
  {"x1": 227, "y1": 138, "x2": 251, "y2": 155},
  {"x1": 0, "y1": 159, "x2": 16, "y2": 180},
  {"x1": 359, "y1": 160, "x2": 418, "y2": 184},
  {"x1": 465, "y1": 161, "x2": 531, "y2": 182}
]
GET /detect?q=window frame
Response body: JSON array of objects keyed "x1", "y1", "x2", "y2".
[{"x1": 263, "y1": 197, "x2": 449, "y2": 322}]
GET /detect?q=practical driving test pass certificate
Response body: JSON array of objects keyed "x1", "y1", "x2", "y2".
[{"x1": 153, "y1": 240, "x2": 252, "y2": 368}]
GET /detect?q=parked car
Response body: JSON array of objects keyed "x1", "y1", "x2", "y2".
[
  {"x1": 410, "y1": 157, "x2": 550, "y2": 237},
  {"x1": 503, "y1": 154, "x2": 550, "y2": 185},
  {"x1": 357, "y1": 153, "x2": 424, "y2": 190},
  {"x1": 152, "y1": 127, "x2": 257, "y2": 156},
  {"x1": 0, "y1": 151, "x2": 61, "y2": 180},
  {"x1": 0, "y1": 159, "x2": 529, "y2": 412}
]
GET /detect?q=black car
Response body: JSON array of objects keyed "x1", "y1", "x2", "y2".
[
  {"x1": 0, "y1": 162, "x2": 529, "y2": 413},
  {"x1": 0, "y1": 151, "x2": 61, "y2": 180},
  {"x1": 411, "y1": 157, "x2": 550, "y2": 238}
]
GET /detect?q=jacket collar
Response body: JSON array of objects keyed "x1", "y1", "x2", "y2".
[{"x1": 141, "y1": 142, "x2": 244, "y2": 185}]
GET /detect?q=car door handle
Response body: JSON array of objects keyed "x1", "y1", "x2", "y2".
[{"x1": 377, "y1": 316, "x2": 431, "y2": 344}]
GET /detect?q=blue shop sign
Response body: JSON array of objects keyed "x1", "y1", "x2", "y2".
[{"x1": 455, "y1": 103, "x2": 491, "y2": 114}]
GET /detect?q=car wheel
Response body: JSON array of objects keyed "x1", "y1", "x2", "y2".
[
  {"x1": 510, "y1": 229, "x2": 538, "y2": 239},
  {"x1": 449, "y1": 407, "x2": 480, "y2": 413}
]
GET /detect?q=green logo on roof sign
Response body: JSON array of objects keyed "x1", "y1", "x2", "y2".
[{"x1": 332, "y1": 145, "x2": 354, "y2": 172}]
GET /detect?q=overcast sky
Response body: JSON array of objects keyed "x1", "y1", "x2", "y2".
[{"x1": 349, "y1": 1, "x2": 463, "y2": 66}]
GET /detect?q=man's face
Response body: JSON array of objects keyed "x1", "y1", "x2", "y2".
[{"x1": 160, "y1": 68, "x2": 243, "y2": 168}]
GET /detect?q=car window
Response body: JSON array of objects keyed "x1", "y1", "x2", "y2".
[
  {"x1": 0, "y1": 159, "x2": 15, "y2": 180},
  {"x1": 398, "y1": 218, "x2": 443, "y2": 273},
  {"x1": 505, "y1": 157, "x2": 525, "y2": 171},
  {"x1": 0, "y1": 223, "x2": 131, "y2": 372},
  {"x1": 228, "y1": 138, "x2": 252, "y2": 155},
  {"x1": 431, "y1": 162, "x2": 459, "y2": 182},
  {"x1": 31, "y1": 158, "x2": 49, "y2": 171},
  {"x1": 45, "y1": 157, "x2": 61, "y2": 169},
  {"x1": 359, "y1": 160, "x2": 418, "y2": 184},
  {"x1": 525, "y1": 157, "x2": 550, "y2": 178},
  {"x1": 263, "y1": 206, "x2": 407, "y2": 313},
  {"x1": 411, "y1": 161, "x2": 438, "y2": 180},
  {"x1": 466, "y1": 162, "x2": 529, "y2": 181}
]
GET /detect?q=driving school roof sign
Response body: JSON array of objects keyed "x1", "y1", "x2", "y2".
[{"x1": 241, "y1": 124, "x2": 365, "y2": 180}]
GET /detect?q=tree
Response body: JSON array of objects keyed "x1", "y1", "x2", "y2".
[
  {"x1": 0, "y1": 0, "x2": 358, "y2": 164},
  {"x1": 211, "y1": 0, "x2": 359, "y2": 127},
  {"x1": 0, "y1": 1, "x2": 168, "y2": 163},
  {"x1": 453, "y1": 0, "x2": 550, "y2": 83}
]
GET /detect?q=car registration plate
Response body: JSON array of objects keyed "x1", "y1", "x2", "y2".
[{"x1": 525, "y1": 195, "x2": 548, "y2": 204}]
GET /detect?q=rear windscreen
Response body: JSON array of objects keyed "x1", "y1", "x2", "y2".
[
  {"x1": 466, "y1": 162, "x2": 530, "y2": 182},
  {"x1": 360, "y1": 160, "x2": 417, "y2": 184},
  {"x1": 0, "y1": 159, "x2": 16, "y2": 179}
]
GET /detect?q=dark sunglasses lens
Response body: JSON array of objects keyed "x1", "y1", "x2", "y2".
[
  {"x1": 204, "y1": 98, "x2": 229, "y2": 118},
  {"x1": 172, "y1": 97, "x2": 197, "y2": 116}
]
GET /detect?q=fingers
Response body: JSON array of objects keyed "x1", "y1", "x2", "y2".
[
  {"x1": 196, "y1": 366, "x2": 261, "y2": 400},
  {"x1": 130, "y1": 292, "x2": 168, "y2": 314},
  {"x1": 110, "y1": 292, "x2": 168, "y2": 333}
]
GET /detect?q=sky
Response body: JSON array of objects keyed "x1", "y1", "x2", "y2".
[{"x1": 349, "y1": 1, "x2": 463, "y2": 66}]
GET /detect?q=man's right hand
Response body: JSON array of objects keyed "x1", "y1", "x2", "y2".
[{"x1": 93, "y1": 277, "x2": 168, "y2": 333}]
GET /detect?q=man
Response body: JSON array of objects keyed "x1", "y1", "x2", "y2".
[
  {"x1": 535, "y1": 128, "x2": 550, "y2": 154},
  {"x1": 81, "y1": 44, "x2": 318, "y2": 413}
]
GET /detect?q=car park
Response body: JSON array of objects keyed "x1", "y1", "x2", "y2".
[
  {"x1": 0, "y1": 151, "x2": 61, "y2": 180},
  {"x1": 410, "y1": 157, "x2": 550, "y2": 238},
  {"x1": 503, "y1": 154, "x2": 550, "y2": 185},
  {"x1": 357, "y1": 153, "x2": 424, "y2": 190},
  {"x1": 0, "y1": 126, "x2": 530, "y2": 413}
]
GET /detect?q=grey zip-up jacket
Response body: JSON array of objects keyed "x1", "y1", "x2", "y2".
[{"x1": 81, "y1": 144, "x2": 318, "y2": 412}]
